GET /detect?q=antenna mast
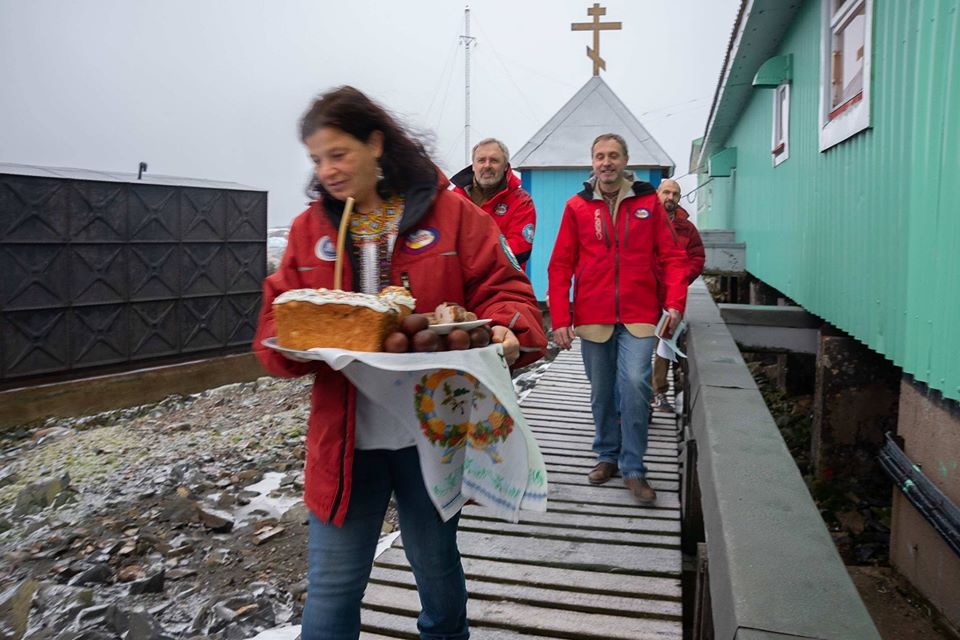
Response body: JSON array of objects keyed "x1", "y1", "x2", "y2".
[{"x1": 460, "y1": 5, "x2": 476, "y2": 165}]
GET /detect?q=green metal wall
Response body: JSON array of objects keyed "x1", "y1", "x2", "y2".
[{"x1": 709, "y1": 0, "x2": 960, "y2": 401}]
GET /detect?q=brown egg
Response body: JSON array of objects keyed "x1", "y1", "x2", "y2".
[
  {"x1": 382, "y1": 331, "x2": 409, "y2": 353},
  {"x1": 411, "y1": 329, "x2": 440, "y2": 352},
  {"x1": 447, "y1": 329, "x2": 471, "y2": 350},
  {"x1": 469, "y1": 326, "x2": 491, "y2": 348},
  {"x1": 401, "y1": 314, "x2": 430, "y2": 336}
]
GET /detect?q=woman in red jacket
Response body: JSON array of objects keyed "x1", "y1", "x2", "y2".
[{"x1": 253, "y1": 86, "x2": 546, "y2": 640}]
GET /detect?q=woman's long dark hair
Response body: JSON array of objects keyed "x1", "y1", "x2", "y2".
[{"x1": 300, "y1": 86, "x2": 435, "y2": 201}]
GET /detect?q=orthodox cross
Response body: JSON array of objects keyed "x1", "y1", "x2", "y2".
[{"x1": 571, "y1": 3, "x2": 622, "y2": 76}]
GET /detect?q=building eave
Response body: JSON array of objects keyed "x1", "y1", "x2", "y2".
[{"x1": 697, "y1": 0, "x2": 804, "y2": 170}]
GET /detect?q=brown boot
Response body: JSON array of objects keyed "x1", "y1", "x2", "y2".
[
  {"x1": 625, "y1": 477, "x2": 657, "y2": 504},
  {"x1": 588, "y1": 461, "x2": 618, "y2": 485}
]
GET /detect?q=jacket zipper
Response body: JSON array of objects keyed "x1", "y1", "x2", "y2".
[
  {"x1": 327, "y1": 397, "x2": 349, "y2": 522},
  {"x1": 604, "y1": 200, "x2": 620, "y2": 322},
  {"x1": 614, "y1": 215, "x2": 620, "y2": 322}
]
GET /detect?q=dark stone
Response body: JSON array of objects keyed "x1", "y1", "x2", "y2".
[
  {"x1": 0, "y1": 579, "x2": 38, "y2": 640},
  {"x1": 159, "y1": 496, "x2": 198, "y2": 526},
  {"x1": 11, "y1": 475, "x2": 71, "y2": 517},
  {"x1": 128, "y1": 570, "x2": 165, "y2": 596},
  {"x1": 126, "y1": 612, "x2": 171, "y2": 640},
  {"x1": 197, "y1": 508, "x2": 233, "y2": 533},
  {"x1": 0, "y1": 466, "x2": 19, "y2": 488},
  {"x1": 74, "y1": 605, "x2": 111, "y2": 629},
  {"x1": 33, "y1": 584, "x2": 93, "y2": 614},
  {"x1": 67, "y1": 565, "x2": 112, "y2": 587},
  {"x1": 54, "y1": 629, "x2": 114, "y2": 640}
]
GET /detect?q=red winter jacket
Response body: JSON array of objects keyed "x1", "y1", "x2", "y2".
[
  {"x1": 547, "y1": 178, "x2": 689, "y2": 329},
  {"x1": 665, "y1": 206, "x2": 704, "y2": 283},
  {"x1": 450, "y1": 165, "x2": 536, "y2": 271},
  {"x1": 253, "y1": 171, "x2": 547, "y2": 526}
]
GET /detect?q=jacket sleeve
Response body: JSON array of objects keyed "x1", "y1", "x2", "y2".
[
  {"x1": 685, "y1": 224, "x2": 705, "y2": 283},
  {"x1": 454, "y1": 197, "x2": 547, "y2": 369},
  {"x1": 546, "y1": 203, "x2": 579, "y2": 329},
  {"x1": 503, "y1": 191, "x2": 536, "y2": 266},
  {"x1": 653, "y1": 202, "x2": 689, "y2": 314},
  {"x1": 252, "y1": 222, "x2": 323, "y2": 378}
]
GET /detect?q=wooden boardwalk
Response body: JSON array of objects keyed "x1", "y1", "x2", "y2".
[{"x1": 361, "y1": 344, "x2": 683, "y2": 639}]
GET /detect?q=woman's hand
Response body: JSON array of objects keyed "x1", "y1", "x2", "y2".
[
  {"x1": 490, "y1": 326, "x2": 520, "y2": 365},
  {"x1": 553, "y1": 326, "x2": 576, "y2": 350}
]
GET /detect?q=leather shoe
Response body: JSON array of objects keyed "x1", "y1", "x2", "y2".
[
  {"x1": 625, "y1": 477, "x2": 657, "y2": 504},
  {"x1": 588, "y1": 461, "x2": 618, "y2": 485}
]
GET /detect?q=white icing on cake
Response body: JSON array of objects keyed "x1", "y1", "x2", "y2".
[
  {"x1": 275, "y1": 288, "x2": 398, "y2": 313},
  {"x1": 379, "y1": 288, "x2": 415, "y2": 310}
]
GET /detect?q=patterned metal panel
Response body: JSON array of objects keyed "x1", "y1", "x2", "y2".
[
  {"x1": 0, "y1": 171, "x2": 266, "y2": 384},
  {"x1": 697, "y1": 0, "x2": 960, "y2": 401}
]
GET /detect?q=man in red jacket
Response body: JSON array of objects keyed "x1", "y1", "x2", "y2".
[
  {"x1": 651, "y1": 179, "x2": 705, "y2": 413},
  {"x1": 548, "y1": 133, "x2": 689, "y2": 505},
  {"x1": 451, "y1": 138, "x2": 537, "y2": 272}
]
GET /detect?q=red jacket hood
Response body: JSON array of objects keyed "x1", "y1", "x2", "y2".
[{"x1": 450, "y1": 164, "x2": 521, "y2": 193}]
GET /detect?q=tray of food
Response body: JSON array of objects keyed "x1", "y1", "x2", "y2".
[{"x1": 267, "y1": 284, "x2": 494, "y2": 357}]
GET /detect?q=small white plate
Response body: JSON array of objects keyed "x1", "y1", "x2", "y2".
[
  {"x1": 262, "y1": 337, "x2": 325, "y2": 360},
  {"x1": 428, "y1": 319, "x2": 492, "y2": 335}
]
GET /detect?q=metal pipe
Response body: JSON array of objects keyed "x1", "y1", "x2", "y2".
[{"x1": 879, "y1": 432, "x2": 960, "y2": 557}]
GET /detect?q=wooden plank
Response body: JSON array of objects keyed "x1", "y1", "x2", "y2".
[
  {"x1": 369, "y1": 566, "x2": 683, "y2": 619},
  {"x1": 398, "y1": 530, "x2": 681, "y2": 576},
  {"x1": 461, "y1": 506, "x2": 681, "y2": 534},
  {"x1": 541, "y1": 453, "x2": 680, "y2": 474},
  {"x1": 456, "y1": 516, "x2": 680, "y2": 547},
  {"x1": 376, "y1": 548, "x2": 682, "y2": 599},
  {"x1": 526, "y1": 419, "x2": 678, "y2": 435},
  {"x1": 547, "y1": 471, "x2": 680, "y2": 492},
  {"x1": 359, "y1": 626, "x2": 408, "y2": 640},
  {"x1": 542, "y1": 501, "x2": 679, "y2": 521},
  {"x1": 362, "y1": 582, "x2": 681, "y2": 640},
  {"x1": 545, "y1": 467, "x2": 678, "y2": 484},
  {"x1": 537, "y1": 443, "x2": 679, "y2": 464},
  {"x1": 532, "y1": 432, "x2": 678, "y2": 452},
  {"x1": 362, "y1": 608, "x2": 564, "y2": 639},
  {"x1": 550, "y1": 483, "x2": 680, "y2": 510}
]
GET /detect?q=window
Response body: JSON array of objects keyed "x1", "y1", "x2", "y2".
[
  {"x1": 772, "y1": 83, "x2": 790, "y2": 166},
  {"x1": 819, "y1": 0, "x2": 872, "y2": 151}
]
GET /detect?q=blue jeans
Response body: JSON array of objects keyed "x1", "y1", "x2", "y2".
[
  {"x1": 580, "y1": 325, "x2": 655, "y2": 478},
  {"x1": 302, "y1": 447, "x2": 469, "y2": 640}
]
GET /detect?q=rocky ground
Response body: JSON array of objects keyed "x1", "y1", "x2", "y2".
[
  {"x1": 0, "y1": 354, "x2": 555, "y2": 640},
  {"x1": 746, "y1": 357, "x2": 957, "y2": 639},
  {"x1": 1, "y1": 376, "x2": 315, "y2": 640}
]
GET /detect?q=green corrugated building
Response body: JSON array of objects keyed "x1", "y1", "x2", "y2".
[{"x1": 695, "y1": 0, "x2": 959, "y2": 628}]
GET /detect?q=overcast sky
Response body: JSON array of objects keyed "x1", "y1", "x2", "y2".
[{"x1": 0, "y1": 0, "x2": 740, "y2": 227}]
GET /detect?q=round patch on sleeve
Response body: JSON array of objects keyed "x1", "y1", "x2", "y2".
[
  {"x1": 522, "y1": 223, "x2": 535, "y2": 243},
  {"x1": 402, "y1": 227, "x2": 440, "y2": 254},
  {"x1": 499, "y1": 235, "x2": 522, "y2": 271},
  {"x1": 315, "y1": 236, "x2": 337, "y2": 261}
]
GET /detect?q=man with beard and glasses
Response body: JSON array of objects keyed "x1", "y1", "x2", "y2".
[
  {"x1": 651, "y1": 178, "x2": 704, "y2": 414},
  {"x1": 451, "y1": 138, "x2": 537, "y2": 272}
]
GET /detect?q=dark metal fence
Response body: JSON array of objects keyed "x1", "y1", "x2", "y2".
[{"x1": 0, "y1": 165, "x2": 266, "y2": 386}]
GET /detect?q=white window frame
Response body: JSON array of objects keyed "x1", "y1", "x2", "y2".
[
  {"x1": 818, "y1": 0, "x2": 873, "y2": 151},
  {"x1": 772, "y1": 82, "x2": 790, "y2": 166}
]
